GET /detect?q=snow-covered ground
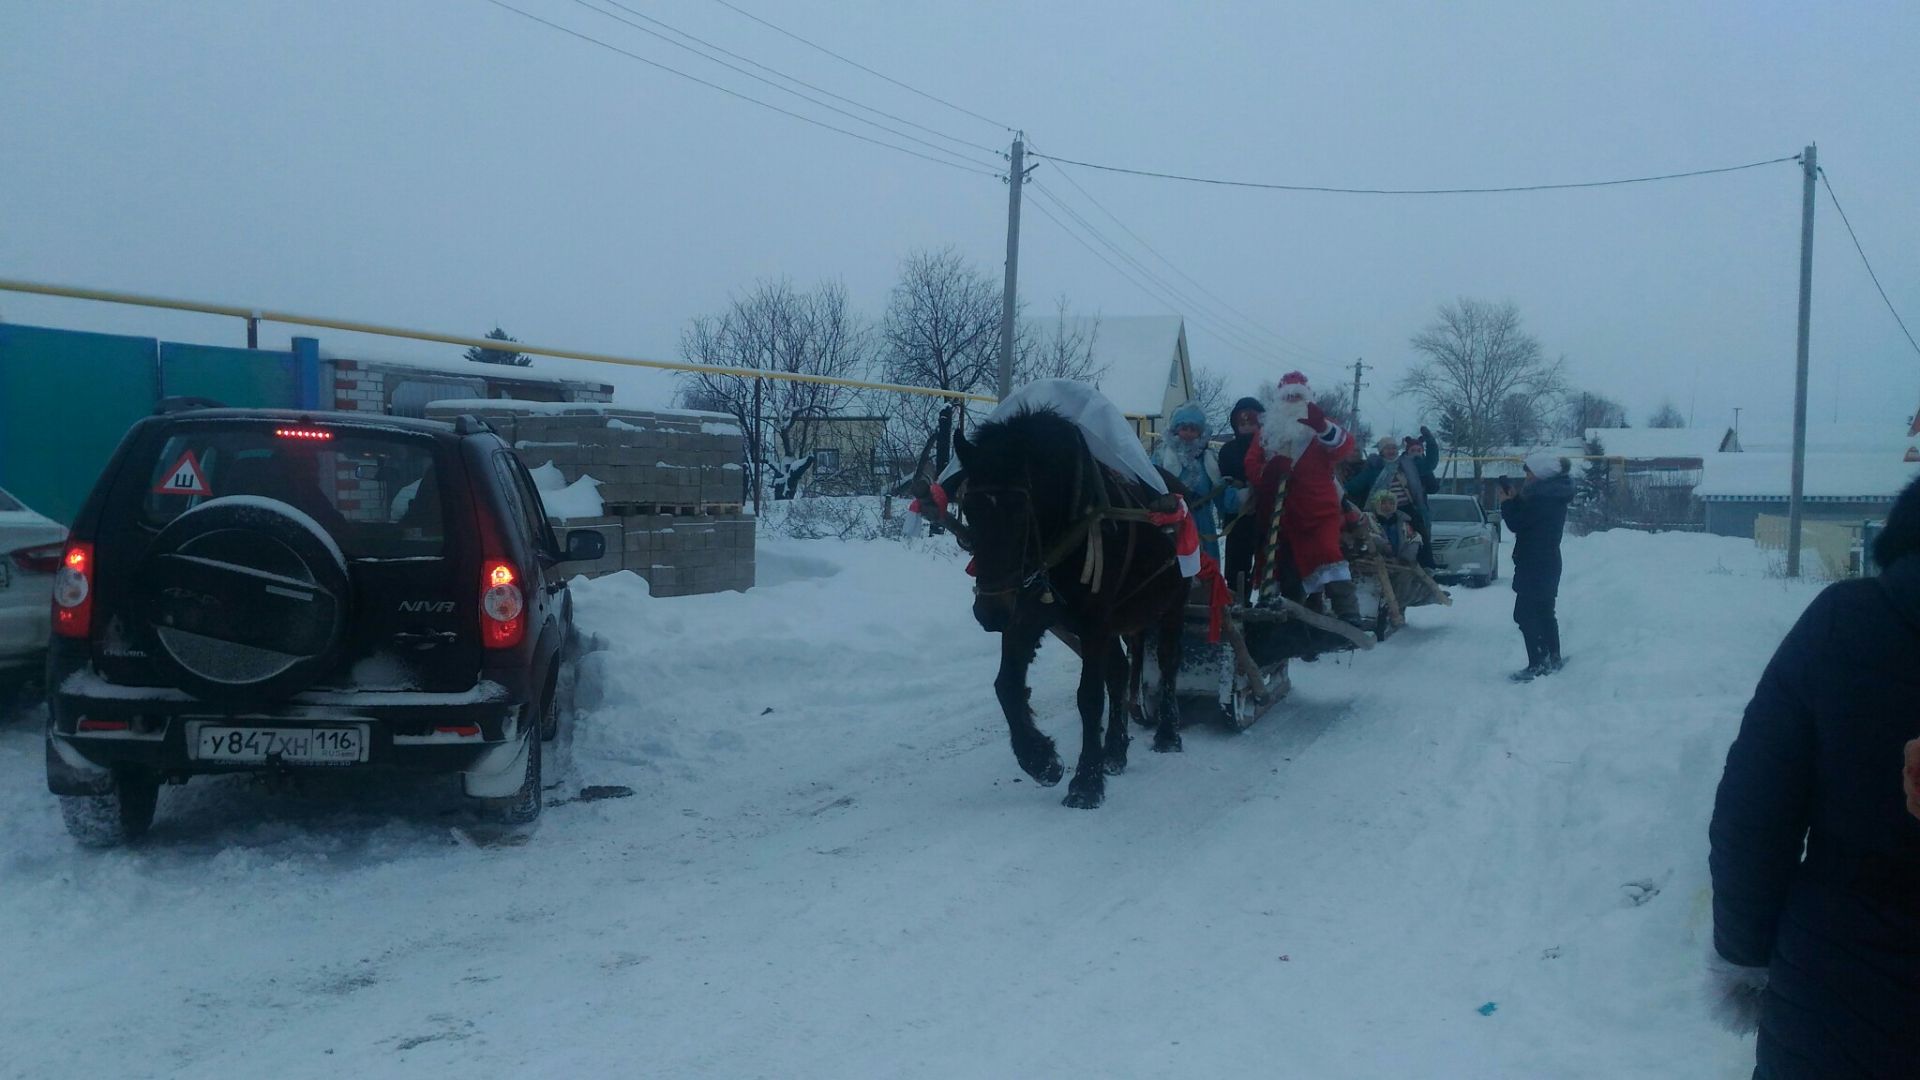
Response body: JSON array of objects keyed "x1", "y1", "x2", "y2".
[{"x1": 0, "y1": 528, "x2": 1822, "y2": 1078}]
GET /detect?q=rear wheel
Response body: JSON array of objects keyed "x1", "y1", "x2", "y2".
[{"x1": 60, "y1": 771, "x2": 160, "y2": 847}]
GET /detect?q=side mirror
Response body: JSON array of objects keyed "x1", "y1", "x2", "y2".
[{"x1": 563, "y1": 529, "x2": 607, "y2": 563}]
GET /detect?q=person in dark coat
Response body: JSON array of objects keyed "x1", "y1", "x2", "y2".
[
  {"x1": 1344, "y1": 426, "x2": 1441, "y2": 568},
  {"x1": 1707, "y1": 476, "x2": 1920, "y2": 1080},
  {"x1": 1217, "y1": 396, "x2": 1264, "y2": 597},
  {"x1": 1498, "y1": 450, "x2": 1573, "y2": 680}
]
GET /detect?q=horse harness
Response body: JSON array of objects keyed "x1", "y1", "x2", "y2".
[{"x1": 963, "y1": 434, "x2": 1182, "y2": 608}]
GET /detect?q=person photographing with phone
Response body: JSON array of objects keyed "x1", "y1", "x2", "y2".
[{"x1": 1498, "y1": 451, "x2": 1574, "y2": 681}]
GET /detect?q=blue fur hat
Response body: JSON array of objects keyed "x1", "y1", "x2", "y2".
[{"x1": 1169, "y1": 401, "x2": 1209, "y2": 434}]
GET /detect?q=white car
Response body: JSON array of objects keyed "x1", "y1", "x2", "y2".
[
  {"x1": 1, "y1": 486, "x2": 67, "y2": 676},
  {"x1": 1426, "y1": 493, "x2": 1500, "y2": 587}
]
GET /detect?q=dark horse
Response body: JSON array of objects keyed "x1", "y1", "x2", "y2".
[{"x1": 953, "y1": 407, "x2": 1189, "y2": 809}]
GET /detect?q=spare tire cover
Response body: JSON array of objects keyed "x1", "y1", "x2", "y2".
[{"x1": 139, "y1": 496, "x2": 350, "y2": 702}]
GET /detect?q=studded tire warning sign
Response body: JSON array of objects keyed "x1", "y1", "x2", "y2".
[{"x1": 155, "y1": 449, "x2": 213, "y2": 496}]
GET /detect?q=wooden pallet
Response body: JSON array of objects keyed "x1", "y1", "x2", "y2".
[{"x1": 604, "y1": 502, "x2": 745, "y2": 518}]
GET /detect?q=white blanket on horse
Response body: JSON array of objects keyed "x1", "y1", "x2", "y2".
[{"x1": 941, "y1": 379, "x2": 1167, "y2": 494}]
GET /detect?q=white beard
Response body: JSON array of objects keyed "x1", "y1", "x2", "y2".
[{"x1": 1259, "y1": 391, "x2": 1313, "y2": 460}]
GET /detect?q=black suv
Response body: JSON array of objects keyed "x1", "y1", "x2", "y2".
[{"x1": 44, "y1": 408, "x2": 604, "y2": 845}]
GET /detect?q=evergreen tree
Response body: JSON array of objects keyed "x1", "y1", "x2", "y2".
[{"x1": 465, "y1": 327, "x2": 531, "y2": 367}]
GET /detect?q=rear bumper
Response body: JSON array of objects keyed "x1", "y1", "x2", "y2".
[
  {"x1": 0, "y1": 601, "x2": 51, "y2": 666},
  {"x1": 46, "y1": 668, "x2": 525, "y2": 793}
]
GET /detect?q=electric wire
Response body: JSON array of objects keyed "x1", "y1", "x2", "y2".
[
  {"x1": 1817, "y1": 168, "x2": 1920, "y2": 362},
  {"x1": 1029, "y1": 137, "x2": 1335, "y2": 364},
  {"x1": 577, "y1": 0, "x2": 1004, "y2": 165},
  {"x1": 1029, "y1": 180, "x2": 1308, "y2": 363},
  {"x1": 1025, "y1": 186, "x2": 1275, "y2": 366},
  {"x1": 704, "y1": 0, "x2": 1015, "y2": 134},
  {"x1": 478, "y1": 0, "x2": 1002, "y2": 178},
  {"x1": 1030, "y1": 151, "x2": 1802, "y2": 195}
]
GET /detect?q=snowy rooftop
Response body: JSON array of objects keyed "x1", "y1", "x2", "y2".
[
  {"x1": 1056, "y1": 315, "x2": 1184, "y2": 416},
  {"x1": 1693, "y1": 452, "x2": 1920, "y2": 500},
  {"x1": 1583, "y1": 427, "x2": 1735, "y2": 460},
  {"x1": 1738, "y1": 421, "x2": 1911, "y2": 456}
]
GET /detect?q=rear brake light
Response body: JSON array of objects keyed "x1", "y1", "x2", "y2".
[
  {"x1": 76, "y1": 718, "x2": 130, "y2": 733},
  {"x1": 434, "y1": 724, "x2": 482, "y2": 738},
  {"x1": 9, "y1": 541, "x2": 65, "y2": 574},
  {"x1": 52, "y1": 541, "x2": 94, "y2": 638},
  {"x1": 275, "y1": 427, "x2": 333, "y2": 441},
  {"x1": 481, "y1": 558, "x2": 524, "y2": 649}
]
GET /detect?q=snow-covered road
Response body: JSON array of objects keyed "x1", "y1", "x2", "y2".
[{"x1": 0, "y1": 530, "x2": 1821, "y2": 1078}]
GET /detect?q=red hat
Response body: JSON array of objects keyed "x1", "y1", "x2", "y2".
[{"x1": 1277, "y1": 371, "x2": 1312, "y2": 401}]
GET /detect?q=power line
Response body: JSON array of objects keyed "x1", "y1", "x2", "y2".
[
  {"x1": 1030, "y1": 137, "x2": 1335, "y2": 364},
  {"x1": 1030, "y1": 150, "x2": 1801, "y2": 195},
  {"x1": 1029, "y1": 178, "x2": 1282, "y2": 359},
  {"x1": 1025, "y1": 185, "x2": 1275, "y2": 367},
  {"x1": 1817, "y1": 167, "x2": 1920, "y2": 362},
  {"x1": 477, "y1": 0, "x2": 1002, "y2": 179},
  {"x1": 581, "y1": 0, "x2": 1003, "y2": 161},
  {"x1": 1029, "y1": 180, "x2": 1302, "y2": 363},
  {"x1": 705, "y1": 0, "x2": 1015, "y2": 134}
]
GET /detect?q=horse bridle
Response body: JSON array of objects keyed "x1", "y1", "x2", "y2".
[{"x1": 962, "y1": 476, "x2": 1057, "y2": 599}]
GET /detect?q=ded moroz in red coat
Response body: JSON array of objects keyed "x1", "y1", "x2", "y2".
[{"x1": 1245, "y1": 373, "x2": 1356, "y2": 583}]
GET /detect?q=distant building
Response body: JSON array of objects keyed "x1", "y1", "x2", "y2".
[
  {"x1": 1695, "y1": 452, "x2": 1920, "y2": 538},
  {"x1": 790, "y1": 414, "x2": 890, "y2": 495},
  {"x1": 1583, "y1": 426, "x2": 1742, "y2": 526},
  {"x1": 1078, "y1": 315, "x2": 1195, "y2": 445}
]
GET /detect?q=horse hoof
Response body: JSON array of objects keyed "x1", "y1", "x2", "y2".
[
  {"x1": 1151, "y1": 735, "x2": 1183, "y2": 754},
  {"x1": 1023, "y1": 754, "x2": 1064, "y2": 787},
  {"x1": 1062, "y1": 785, "x2": 1104, "y2": 809},
  {"x1": 1103, "y1": 756, "x2": 1127, "y2": 776}
]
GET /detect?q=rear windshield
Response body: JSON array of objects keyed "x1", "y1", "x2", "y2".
[
  {"x1": 1428, "y1": 498, "x2": 1484, "y2": 523},
  {"x1": 140, "y1": 426, "x2": 447, "y2": 559}
]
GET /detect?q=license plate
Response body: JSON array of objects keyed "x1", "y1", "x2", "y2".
[{"x1": 192, "y1": 724, "x2": 368, "y2": 765}]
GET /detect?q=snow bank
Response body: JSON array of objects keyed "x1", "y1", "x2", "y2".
[
  {"x1": 0, "y1": 527, "x2": 1826, "y2": 1078},
  {"x1": 529, "y1": 460, "x2": 604, "y2": 519}
]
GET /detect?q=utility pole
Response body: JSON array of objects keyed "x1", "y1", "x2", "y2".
[
  {"x1": 1733, "y1": 407, "x2": 1742, "y2": 440},
  {"x1": 1787, "y1": 143, "x2": 1816, "y2": 577},
  {"x1": 1350, "y1": 358, "x2": 1369, "y2": 434},
  {"x1": 996, "y1": 133, "x2": 1027, "y2": 402}
]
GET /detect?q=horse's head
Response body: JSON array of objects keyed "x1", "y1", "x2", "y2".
[{"x1": 954, "y1": 408, "x2": 1085, "y2": 633}]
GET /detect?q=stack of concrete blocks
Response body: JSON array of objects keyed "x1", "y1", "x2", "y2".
[{"x1": 423, "y1": 401, "x2": 754, "y2": 597}]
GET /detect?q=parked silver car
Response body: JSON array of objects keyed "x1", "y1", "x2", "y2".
[
  {"x1": 1426, "y1": 493, "x2": 1499, "y2": 587},
  {"x1": 1, "y1": 485, "x2": 67, "y2": 679}
]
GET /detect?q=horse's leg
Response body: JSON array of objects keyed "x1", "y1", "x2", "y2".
[
  {"x1": 996, "y1": 619, "x2": 1062, "y2": 787},
  {"x1": 1103, "y1": 638, "x2": 1131, "y2": 775},
  {"x1": 1151, "y1": 598, "x2": 1185, "y2": 754},
  {"x1": 1127, "y1": 632, "x2": 1150, "y2": 727},
  {"x1": 1063, "y1": 632, "x2": 1113, "y2": 809}
]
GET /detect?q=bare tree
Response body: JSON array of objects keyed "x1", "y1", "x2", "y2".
[
  {"x1": 1647, "y1": 399, "x2": 1687, "y2": 428},
  {"x1": 677, "y1": 279, "x2": 872, "y2": 509},
  {"x1": 1188, "y1": 366, "x2": 1231, "y2": 435},
  {"x1": 1563, "y1": 390, "x2": 1629, "y2": 438},
  {"x1": 1314, "y1": 384, "x2": 1375, "y2": 448},
  {"x1": 1398, "y1": 299, "x2": 1567, "y2": 479},
  {"x1": 880, "y1": 247, "x2": 1005, "y2": 477},
  {"x1": 1014, "y1": 297, "x2": 1105, "y2": 386}
]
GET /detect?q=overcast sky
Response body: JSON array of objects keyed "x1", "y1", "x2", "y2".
[{"x1": 3, "y1": 0, "x2": 1916, "y2": 441}]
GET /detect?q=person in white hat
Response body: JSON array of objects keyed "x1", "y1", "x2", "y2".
[{"x1": 1498, "y1": 450, "x2": 1574, "y2": 680}]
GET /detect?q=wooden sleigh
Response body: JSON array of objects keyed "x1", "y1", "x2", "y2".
[{"x1": 1346, "y1": 538, "x2": 1453, "y2": 644}]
